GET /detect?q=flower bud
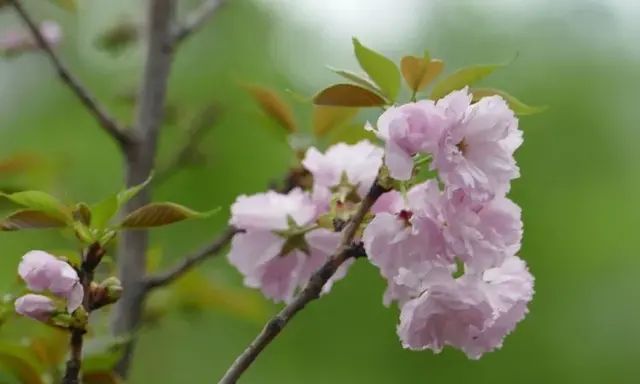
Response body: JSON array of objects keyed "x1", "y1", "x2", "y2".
[
  {"x1": 14, "y1": 294, "x2": 56, "y2": 322},
  {"x1": 101, "y1": 277, "x2": 123, "y2": 303}
]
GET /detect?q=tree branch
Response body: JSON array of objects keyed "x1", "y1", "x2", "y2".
[
  {"x1": 112, "y1": 0, "x2": 176, "y2": 377},
  {"x1": 144, "y1": 226, "x2": 239, "y2": 290},
  {"x1": 217, "y1": 180, "x2": 388, "y2": 384},
  {"x1": 8, "y1": 0, "x2": 131, "y2": 149},
  {"x1": 172, "y1": 0, "x2": 226, "y2": 46}
]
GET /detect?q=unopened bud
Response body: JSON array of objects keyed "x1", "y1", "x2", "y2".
[{"x1": 14, "y1": 294, "x2": 56, "y2": 322}]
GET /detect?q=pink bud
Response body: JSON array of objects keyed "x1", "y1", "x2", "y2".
[
  {"x1": 0, "y1": 20, "x2": 62, "y2": 56},
  {"x1": 14, "y1": 294, "x2": 56, "y2": 322},
  {"x1": 17, "y1": 250, "x2": 84, "y2": 313}
]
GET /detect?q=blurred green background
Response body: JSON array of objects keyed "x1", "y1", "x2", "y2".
[{"x1": 1, "y1": 0, "x2": 639, "y2": 383}]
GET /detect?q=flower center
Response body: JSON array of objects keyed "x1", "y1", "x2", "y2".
[
  {"x1": 397, "y1": 210, "x2": 413, "y2": 227},
  {"x1": 456, "y1": 138, "x2": 468, "y2": 155}
]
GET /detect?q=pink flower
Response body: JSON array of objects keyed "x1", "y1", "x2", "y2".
[
  {"x1": 371, "y1": 101, "x2": 448, "y2": 180},
  {"x1": 443, "y1": 191, "x2": 523, "y2": 271},
  {"x1": 0, "y1": 21, "x2": 62, "y2": 56},
  {"x1": 432, "y1": 89, "x2": 522, "y2": 200},
  {"x1": 18, "y1": 250, "x2": 83, "y2": 312},
  {"x1": 363, "y1": 181, "x2": 449, "y2": 305},
  {"x1": 228, "y1": 190, "x2": 350, "y2": 303},
  {"x1": 14, "y1": 294, "x2": 56, "y2": 322},
  {"x1": 230, "y1": 188, "x2": 317, "y2": 231},
  {"x1": 397, "y1": 256, "x2": 533, "y2": 359},
  {"x1": 302, "y1": 140, "x2": 383, "y2": 206}
]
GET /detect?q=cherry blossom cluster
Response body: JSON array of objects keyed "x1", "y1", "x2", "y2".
[
  {"x1": 227, "y1": 87, "x2": 533, "y2": 359},
  {"x1": 365, "y1": 88, "x2": 533, "y2": 358},
  {"x1": 14, "y1": 250, "x2": 83, "y2": 321}
]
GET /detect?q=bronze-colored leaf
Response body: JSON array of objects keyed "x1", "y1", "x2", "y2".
[
  {"x1": 400, "y1": 55, "x2": 444, "y2": 93},
  {"x1": 246, "y1": 85, "x2": 298, "y2": 133},
  {"x1": 0, "y1": 210, "x2": 67, "y2": 231},
  {"x1": 313, "y1": 106, "x2": 359, "y2": 137},
  {"x1": 83, "y1": 372, "x2": 123, "y2": 384},
  {"x1": 119, "y1": 202, "x2": 217, "y2": 229},
  {"x1": 73, "y1": 203, "x2": 92, "y2": 226},
  {"x1": 313, "y1": 84, "x2": 386, "y2": 107}
]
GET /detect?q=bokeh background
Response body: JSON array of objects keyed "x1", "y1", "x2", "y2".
[{"x1": 1, "y1": 0, "x2": 640, "y2": 383}]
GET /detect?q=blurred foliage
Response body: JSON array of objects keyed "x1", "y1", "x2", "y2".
[{"x1": 1, "y1": 0, "x2": 639, "y2": 383}]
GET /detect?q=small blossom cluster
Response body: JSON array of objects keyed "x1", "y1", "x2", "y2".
[
  {"x1": 227, "y1": 88, "x2": 532, "y2": 359},
  {"x1": 228, "y1": 141, "x2": 383, "y2": 303},
  {"x1": 364, "y1": 88, "x2": 533, "y2": 358},
  {"x1": 14, "y1": 250, "x2": 83, "y2": 322}
]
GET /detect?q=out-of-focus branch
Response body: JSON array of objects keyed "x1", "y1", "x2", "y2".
[
  {"x1": 112, "y1": 0, "x2": 176, "y2": 377},
  {"x1": 144, "y1": 226, "x2": 239, "y2": 290},
  {"x1": 153, "y1": 104, "x2": 220, "y2": 187},
  {"x1": 8, "y1": 0, "x2": 131, "y2": 149},
  {"x1": 217, "y1": 180, "x2": 388, "y2": 384},
  {"x1": 172, "y1": 0, "x2": 227, "y2": 46}
]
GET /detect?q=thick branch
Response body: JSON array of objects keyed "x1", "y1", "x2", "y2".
[
  {"x1": 172, "y1": 0, "x2": 226, "y2": 46},
  {"x1": 9, "y1": 0, "x2": 130, "y2": 149},
  {"x1": 112, "y1": 0, "x2": 176, "y2": 377},
  {"x1": 144, "y1": 226, "x2": 239, "y2": 290},
  {"x1": 217, "y1": 180, "x2": 388, "y2": 384}
]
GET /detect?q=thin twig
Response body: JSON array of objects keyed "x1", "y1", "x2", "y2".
[
  {"x1": 218, "y1": 180, "x2": 388, "y2": 384},
  {"x1": 153, "y1": 104, "x2": 220, "y2": 187},
  {"x1": 172, "y1": 0, "x2": 226, "y2": 46},
  {"x1": 9, "y1": 0, "x2": 131, "y2": 149},
  {"x1": 144, "y1": 226, "x2": 239, "y2": 290}
]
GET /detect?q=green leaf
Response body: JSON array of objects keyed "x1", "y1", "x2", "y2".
[
  {"x1": 0, "y1": 344, "x2": 45, "y2": 384},
  {"x1": 117, "y1": 174, "x2": 153, "y2": 207},
  {"x1": 0, "y1": 209, "x2": 67, "y2": 231},
  {"x1": 313, "y1": 106, "x2": 359, "y2": 137},
  {"x1": 0, "y1": 191, "x2": 71, "y2": 223},
  {"x1": 50, "y1": 0, "x2": 76, "y2": 11},
  {"x1": 430, "y1": 64, "x2": 503, "y2": 100},
  {"x1": 400, "y1": 53, "x2": 444, "y2": 93},
  {"x1": 73, "y1": 203, "x2": 92, "y2": 226},
  {"x1": 326, "y1": 66, "x2": 382, "y2": 94},
  {"x1": 352, "y1": 38, "x2": 401, "y2": 101},
  {"x1": 470, "y1": 88, "x2": 547, "y2": 116},
  {"x1": 245, "y1": 85, "x2": 298, "y2": 133},
  {"x1": 313, "y1": 84, "x2": 386, "y2": 107},
  {"x1": 91, "y1": 195, "x2": 118, "y2": 230},
  {"x1": 82, "y1": 336, "x2": 130, "y2": 372},
  {"x1": 119, "y1": 203, "x2": 218, "y2": 229}
]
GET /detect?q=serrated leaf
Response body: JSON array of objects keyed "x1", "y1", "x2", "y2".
[
  {"x1": 313, "y1": 84, "x2": 386, "y2": 107},
  {"x1": 0, "y1": 191, "x2": 71, "y2": 223},
  {"x1": 430, "y1": 64, "x2": 503, "y2": 100},
  {"x1": 352, "y1": 38, "x2": 401, "y2": 101},
  {"x1": 313, "y1": 106, "x2": 359, "y2": 137},
  {"x1": 326, "y1": 66, "x2": 381, "y2": 94},
  {"x1": 470, "y1": 88, "x2": 547, "y2": 116},
  {"x1": 246, "y1": 85, "x2": 297, "y2": 133},
  {"x1": 0, "y1": 344, "x2": 45, "y2": 384},
  {"x1": 0, "y1": 209, "x2": 67, "y2": 231},
  {"x1": 400, "y1": 54, "x2": 444, "y2": 93},
  {"x1": 117, "y1": 174, "x2": 153, "y2": 206},
  {"x1": 119, "y1": 203, "x2": 218, "y2": 229},
  {"x1": 91, "y1": 195, "x2": 118, "y2": 230}
]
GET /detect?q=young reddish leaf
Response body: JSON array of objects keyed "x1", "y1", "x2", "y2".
[
  {"x1": 246, "y1": 85, "x2": 298, "y2": 133},
  {"x1": 0, "y1": 191, "x2": 71, "y2": 223},
  {"x1": 313, "y1": 106, "x2": 359, "y2": 137},
  {"x1": 83, "y1": 372, "x2": 123, "y2": 384},
  {"x1": 0, "y1": 153, "x2": 43, "y2": 175},
  {"x1": 400, "y1": 55, "x2": 444, "y2": 93},
  {"x1": 430, "y1": 64, "x2": 503, "y2": 100},
  {"x1": 119, "y1": 203, "x2": 217, "y2": 229},
  {"x1": 326, "y1": 66, "x2": 382, "y2": 94},
  {"x1": 313, "y1": 84, "x2": 386, "y2": 107},
  {"x1": 470, "y1": 88, "x2": 548, "y2": 116},
  {"x1": 0, "y1": 210, "x2": 67, "y2": 231},
  {"x1": 352, "y1": 38, "x2": 401, "y2": 101}
]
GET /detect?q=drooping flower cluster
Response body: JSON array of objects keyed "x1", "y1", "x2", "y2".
[
  {"x1": 364, "y1": 88, "x2": 533, "y2": 359},
  {"x1": 14, "y1": 250, "x2": 83, "y2": 321},
  {"x1": 227, "y1": 88, "x2": 532, "y2": 359},
  {"x1": 228, "y1": 140, "x2": 383, "y2": 303}
]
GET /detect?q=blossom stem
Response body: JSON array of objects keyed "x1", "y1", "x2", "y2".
[
  {"x1": 217, "y1": 178, "x2": 388, "y2": 384},
  {"x1": 62, "y1": 329, "x2": 84, "y2": 384}
]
